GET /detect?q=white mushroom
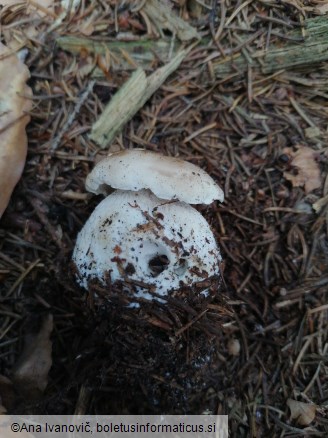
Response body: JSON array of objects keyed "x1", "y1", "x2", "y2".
[
  {"x1": 73, "y1": 189, "x2": 221, "y2": 299},
  {"x1": 73, "y1": 149, "x2": 223, "y2": 299},
  {"x1": 86, "y1": 149, "x2": 224, "y2": 204}
]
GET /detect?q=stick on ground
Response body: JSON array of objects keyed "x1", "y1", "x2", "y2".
[{"x1": 89, "y1": 48, "x2": 189, "y2": 148}]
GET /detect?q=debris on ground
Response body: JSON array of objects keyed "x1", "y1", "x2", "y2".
[{"x1": 0, "y1": 2, "x2": 327, "y2": 435}]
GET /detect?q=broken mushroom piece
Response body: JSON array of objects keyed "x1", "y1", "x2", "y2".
[
  {"x1": 86, "y1": 149, "x2": 224, "y2": 204},
  {"x1": 73, "y1": 189, "x2": 221, "y2": 299},
  {"x1": 73, "y1": 149, "x2": 224, "y2": 299}
]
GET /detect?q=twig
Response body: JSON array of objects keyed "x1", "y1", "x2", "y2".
[
  {"x1": 90, "y1": 48, "x2": 191, "y2": 147},
  {"x1": 50, "y1": 80, "x2": 95, "y2": 151}
]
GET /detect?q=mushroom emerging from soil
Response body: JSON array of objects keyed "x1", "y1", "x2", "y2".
[{"x1": 73, "y1": 150, "x2": 224, "y2": 300}]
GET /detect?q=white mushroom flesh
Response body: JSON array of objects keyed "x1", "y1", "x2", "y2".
[
  {"x1": 86, "y1": 149, "x2": 224, "y2": 205},
  {"x1": 73, "y1": 189, "x2": 221, "y2": 298}
]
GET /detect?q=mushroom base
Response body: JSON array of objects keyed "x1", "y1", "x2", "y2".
[
  {"x1": 81, "y1": 315, "x2": 221, "y2": 414},
  {"x1": 65, "y1": 265, "x2": 228, "y2": 415},
  {"x1": 71, "y1": 259, "x2": 222, "y2": 307}
]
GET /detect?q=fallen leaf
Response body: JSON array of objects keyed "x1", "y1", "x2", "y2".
[
  {"x1": 12, "y1": 314, "x2": 53, "y2": 400},
  {"x1": 283, "y1": 146, "x2": 321, "y2": 194},
  {"x1": 0, "y1": 42, "x2": 32, "y2": 218},
  {"x1": 287, "y1": 399, "x2": 317, "y2": 426},
  {"x1": 141, "y1": 0, "x2": 201, "y2": 41}
]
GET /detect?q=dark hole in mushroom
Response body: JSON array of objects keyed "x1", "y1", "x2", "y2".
[{"x1": 148, "y1": 254, "x2": 170, "y2": 277}]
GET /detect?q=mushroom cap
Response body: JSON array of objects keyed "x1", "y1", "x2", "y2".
[
  {"x1": 86, "y1": 149, "x2": 224, "y2": 204},
  {"x1": 72, "y1": 189, "x2": 221, "y2": 298}
]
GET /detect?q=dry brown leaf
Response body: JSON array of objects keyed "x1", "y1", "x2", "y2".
[
  {"x1": 141, "y1": 0, "x2": 201, "y2": 41},
  {"x1": 0, "y1": 42, "x2": 32, "y2": 218},
  {"x1": 287, "y1": 399, "x2": 317, "y2": 426},
  {"x1": 12, "y1": 314, "x2": 53, "y2": 400},
  {"x1": 283, "y1": 146, "x2": 321, "y2": 194}
]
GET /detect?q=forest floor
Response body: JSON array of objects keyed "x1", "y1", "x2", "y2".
[{"x1": 0, "y1": 1, "x2": 327, "y2": 436}]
